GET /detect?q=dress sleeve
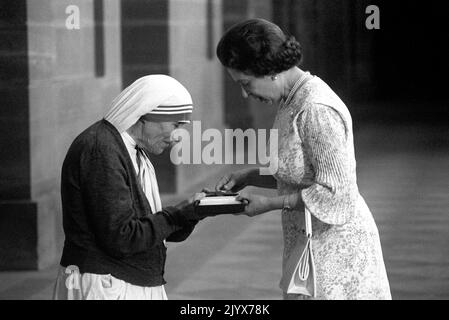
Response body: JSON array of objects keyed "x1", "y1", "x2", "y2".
[{"x1": 298, "y1": 103, "x2": 357, "y2": 225}]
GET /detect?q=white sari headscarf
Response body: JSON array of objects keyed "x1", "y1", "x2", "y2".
[
  {"x1": 105, "y1": 74, "x2": 193, "y2": 133},
  {"x1": 104, "y1": 75, "x2": 193, "y2": 213}
]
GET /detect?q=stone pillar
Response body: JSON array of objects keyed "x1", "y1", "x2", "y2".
[
  {"x1": 247, "y1": 0, "x2": 276, "y2": 130},
  {"x1": 121, "y1": 0, "x2": 229, "y2": 193},
  {"x1": 346, "y1": 0, "x2": 377, "y2": 101},
  {"x1": 272, "y1": 0, "x2": 380, "y2": 104},
  {"x1": 276, "y1": 0, "x2": 351, "y2": 100},
  {"x1": 221, "y1": 0, "x2": 253, "y2": 130},
  {"x1": 0, "y1": 0, "x2": 122, "y2": 270},
  {"x1": 121, "y1": 0, "x2": 169, "y2": 86},
  {"x1": 0, "y1": 0, "x2": 37, "y2": 270},
  {"x1": 169, "y1": 0, "x2": 227, "y2": 192},
  {"x1": 121, "y1": 0, "x2": 175, "y2": 192}
]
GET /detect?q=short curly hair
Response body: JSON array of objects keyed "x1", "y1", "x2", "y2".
[{"x1": 216, "y1": 19, "x2": 302, "y2": 77}]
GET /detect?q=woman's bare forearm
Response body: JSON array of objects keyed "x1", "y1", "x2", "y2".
[{"x1": 267, "y1": 193, "x2": 304, "y2": 211}]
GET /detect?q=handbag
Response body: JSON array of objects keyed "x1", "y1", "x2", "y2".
[{"x1": 279, "y1": 207, "x2": 316, "y2": 297}]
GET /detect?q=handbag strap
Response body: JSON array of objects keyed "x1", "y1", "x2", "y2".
[
  {"x1": 305, "y1": 207, "x2": 312, "y2": 238},
  {"x1": 298, "y1": 208, "x2": 313, "y2": 281}
]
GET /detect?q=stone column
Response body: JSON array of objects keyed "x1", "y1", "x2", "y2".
[
  {"x1": 121, "y1": 0, "x2": 230, "y2": 193},
  {"x1": 0, "y1": 0, "x2": 122, "y2": 270},
  {"x1": 0, "y1": 0, "x2": 37, "y2": 270},
  {"x1": 286, "y1": 0, "x2": 378, "y2": 102},
  {"x1": 221, "y1": 0, "x2": 253, "y2": 131},
  {"x1": 169, "y1": 0, "x2": 227, "y2": 192},
  {"x1": 121, "y1": 0, "x2": 175, "y2": 192}
]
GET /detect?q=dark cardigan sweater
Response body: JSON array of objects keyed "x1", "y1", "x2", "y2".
[{"x1": 60, "y1": 119, "x2": 194, "y2": 287}]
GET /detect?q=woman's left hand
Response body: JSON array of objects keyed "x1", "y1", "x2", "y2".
[{"x1": 236, "y1": 192, "x2": 272, "y2": 217}]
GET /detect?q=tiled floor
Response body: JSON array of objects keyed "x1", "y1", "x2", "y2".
[{"x1": 1, "y1": 121, "x2": 448, "y2": 300}]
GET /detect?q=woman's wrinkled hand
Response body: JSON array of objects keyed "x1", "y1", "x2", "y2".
[
  {"x1": 175, "y1": 192, "x2": 206, "y2": 208},
  {"x1": 235, "y1": 192, "x2": 272, "y2": 217},
  {"x1": 191, "y1": 192, "x2": 207, "y2": 203},
  {"x1": 173, "y1": 192, "x2": 206, "y2": 221}
]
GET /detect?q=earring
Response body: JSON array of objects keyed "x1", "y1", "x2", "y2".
[{"x1": 271, "y1": 75, "x2": 278, "y2": 81}]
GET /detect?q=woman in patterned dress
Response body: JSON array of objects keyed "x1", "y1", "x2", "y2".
[{"x1": 215, "y1": 18, "x2": 391, "y2": 300}]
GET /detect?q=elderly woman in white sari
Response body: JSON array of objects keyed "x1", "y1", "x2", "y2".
[{"x1": 53, "y1": 75, "x2": 205, "y2": 300}]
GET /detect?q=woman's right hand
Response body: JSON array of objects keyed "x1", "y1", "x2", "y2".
[{"x1": 215, "y1": 169, "x2": 253, "y2": 192}]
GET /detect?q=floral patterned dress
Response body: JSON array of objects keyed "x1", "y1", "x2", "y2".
[{"x1": 272, "y1": 72, "x2": 391, "y2": 300}]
